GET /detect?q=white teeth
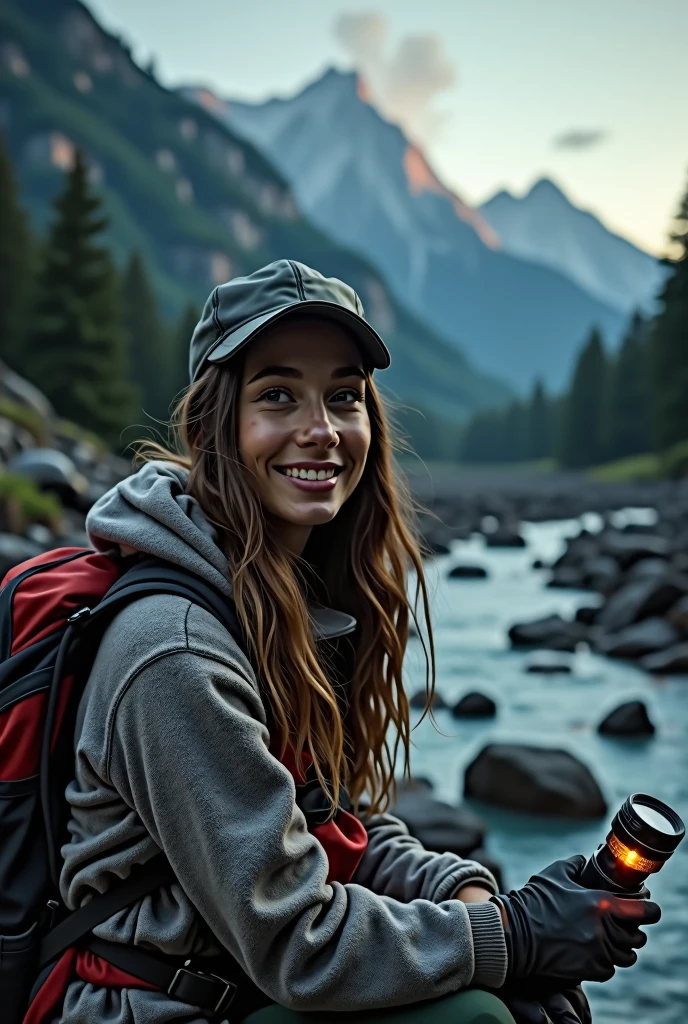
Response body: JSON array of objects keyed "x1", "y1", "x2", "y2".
[{"x1": 281, "y1": 467, "x2": 336, "y2": 480}]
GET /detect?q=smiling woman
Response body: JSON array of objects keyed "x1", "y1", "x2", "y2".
[{"x1": 32, "y1": 260, "x2": 661, "y2": 1024}]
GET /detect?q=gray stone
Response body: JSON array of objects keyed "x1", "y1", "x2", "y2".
[
  {"x1": 525, "y1": 652, "x2": 572, "y2": 674},
  {"x1": 667, "y1": 595, "x2": 688, "y2": 634},
  {"x1": 582, "y1": 555, "x2": 621, "y2": 593},
  {"x1": 598, "y1": 700, "x2": 655, "y2": 737},
  {"x1": 596, "y1": 617, "x2": 682, "y2": 659},
  {"x1": 629, "y1": 558, "x2": 672, "y2": 580},
  {"x1": 596, "y1": 576, "x2": 688, "y2": 633},
  {"x1": 546, "y1": 567, "x2": 585, "y2": 589},
  {"x1": 0, "y1": 533, "x2": 44, "y2": 578},
  {"x1": 641, "y1": 643, "x2": 688, "y2": 675},
  {"x1": 390, "y1": 791, "x2": 487, "y2": 857},
  {"x1": 409, "y1": 689, "x2": 447, "y2": 710},
  {"x1": 464, "y1": 743, "x2": 607, "y2": 819},
  {"x1": 485, "y1": 528, "x2": 526, "y2": 548},
  {"x1": 508, "y1": 614, "x2": 586, "y2": 652},
  {"x1": 451, "y1": 692, "x2": 497, "y2": 718},
  {"x1": 575, "y1": 605, "x2": 599, "y2": 625},
  {"x1": 600, "y1": 531, "x2": 671, "y2": 569}
]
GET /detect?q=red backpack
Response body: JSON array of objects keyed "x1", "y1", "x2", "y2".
[{"x1": 0, "y1": 545, "x2": 263, "y2": 1023}]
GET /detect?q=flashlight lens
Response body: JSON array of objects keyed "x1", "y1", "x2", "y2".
[{"x1": 632, "y1": 799, "x2": 678, "y2": 834}]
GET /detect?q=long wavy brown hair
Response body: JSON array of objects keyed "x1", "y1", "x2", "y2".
[{"x1": 139, "y1": 355, "x2": 436, "y2": 817}]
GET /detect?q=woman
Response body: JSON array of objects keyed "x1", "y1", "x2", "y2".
[{"x1": 54, "y1": 261, "x2": 659, "y2": 1024}]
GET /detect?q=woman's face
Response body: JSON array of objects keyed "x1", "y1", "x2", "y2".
[{"x1": 238, "y1": 316, "x2": 372, "y2": 555}]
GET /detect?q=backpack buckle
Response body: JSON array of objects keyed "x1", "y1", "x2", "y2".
[
  {"x1": 67, "y1": 606, "x2": 92, "y2": 625},
  {"x1": 168, "y1": 964, "x2": 238, "y2": 1015}
]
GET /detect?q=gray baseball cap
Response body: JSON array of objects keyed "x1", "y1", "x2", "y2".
[{"x1": 189, "y1": 259, "x2": 391, "y2": 384}]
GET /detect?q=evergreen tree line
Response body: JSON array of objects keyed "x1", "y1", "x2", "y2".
[
  {"x1": 461, "y1": 174, "x2": 688, "y2": 469},
  {"x1": 0, "y1": 135, "x2": 199, "y2": 448}
]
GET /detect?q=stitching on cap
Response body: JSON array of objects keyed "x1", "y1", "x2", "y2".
[
  {"x1": 211, "y1": 287, "x2": 223, "y2": 338},
  {"x1": 288, "y1": 260, "x2": 307, "y2": 301}
]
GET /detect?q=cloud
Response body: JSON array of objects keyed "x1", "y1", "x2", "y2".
[
  {"x1": 553, "y1": 128, "x2": 611, "y2": 151},
  {"x1": 333, "y1": 12, "x2": 456, "y2": 142}
]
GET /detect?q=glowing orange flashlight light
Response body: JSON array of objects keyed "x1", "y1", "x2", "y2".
[{"x1": 580, "y1": 794, "x2": 685, "y2": 896}]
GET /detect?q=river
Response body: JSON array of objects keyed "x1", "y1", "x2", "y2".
[{"x1": 404, "y1": 511, "x2": 688, "y2": 1024}]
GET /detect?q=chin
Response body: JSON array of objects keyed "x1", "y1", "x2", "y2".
[{"x1": 282, "y1": 504, "x2": 340, "y2": 526}]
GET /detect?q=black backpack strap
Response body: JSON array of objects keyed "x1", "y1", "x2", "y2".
[{"x1": 38, "y1": 858, "x2": 176, "y2": 967}]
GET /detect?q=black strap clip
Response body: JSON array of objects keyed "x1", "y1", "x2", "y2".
[{"x1": 168, "y1": 962, "x2": 238, "y2": 1016}]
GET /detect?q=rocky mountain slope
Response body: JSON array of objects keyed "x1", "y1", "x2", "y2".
[
  {"x1": 479, "y1": 178, "x2": 666, "y2": 316},
  {"x1": 190, "y1": 68, "x2": 629, "y2": 391},
  {"x1": 0, "y1": 0, "x2": 509, "y2": 435}
]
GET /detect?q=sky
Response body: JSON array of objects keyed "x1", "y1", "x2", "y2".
[{"x1": 87, "y1": 0, "x2": 687, "y2": 256}]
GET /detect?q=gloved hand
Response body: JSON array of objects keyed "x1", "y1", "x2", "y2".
[
  {"x1": 494, "y1": 854, "x2": 661, "y2": 985},
  {"x1": 504, "y1": 984, "x2": 591, "y2": 1024}
]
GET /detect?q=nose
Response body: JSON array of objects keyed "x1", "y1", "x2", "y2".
[{"x1": 295, "y1": 401, "x2": 340, "y2": 449}]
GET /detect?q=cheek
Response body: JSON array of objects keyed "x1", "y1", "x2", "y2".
[{"x1": 238, "y1": 414, "x2": 277, "y2": 464}]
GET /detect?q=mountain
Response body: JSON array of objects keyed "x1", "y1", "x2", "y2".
[
  {"x1": 0, "y1": 0, "x2": 511, "y2": 449},
  {"x1": 186, "y1": 68, "x2": 627, "y2": 393},
  {"x1": 479, "y1": 178, "x2": 667, "y2": 316}
]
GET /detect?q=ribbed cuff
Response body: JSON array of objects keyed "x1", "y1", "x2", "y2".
[{"x1": 465, "y1": 901, "x2": 508, "y2": 989}]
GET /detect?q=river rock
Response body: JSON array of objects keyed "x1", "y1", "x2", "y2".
[
  {"x1": 629, "y1": 558, "x2": 672, "y2": 580},
  {"x1": 546, "y1": 566, "x2": 585, "y2": 589},
  {"x1": 531, "y1": 558, "x2": 546, "y2": 570},
  {"x1": 575, "y1": 606, "x2": 599, "y2": 625},
  {"x1": 596, "y1": 617, "x2": 682, "y2": 658},
  {"x1": 451, "y1": 692, "x2": 497, "y2": 718},
  {"x1": 582, "y1": 555, "x2": 621, "y2": 593},
  {"x1": 464, "y1": 743, "x2": 607, "y2": 819},
  {"x1": 600, "y1": 531, "x2": 671, "y2": 569},
  {"x1": 485, "y1": 528, "x2": 526, "y2": 548},
  {"x1": 409, "y1": 689, "x2": 447, "y2": 710},
  {"x1": 508, "y1": 614, "x2": 586, "y2": 652},
  {"x1": 0, "y1": 533, "x2": 44, "y2": 577},
  {"x1": 641, "y1": 643, "x2": 688, "y2": 674},
  {"x1": 395, "y1": 776, "x2": 434, "y2": 794},
  {"x1": 667, "y1": 595, "x2": 688, "y2": 633},
  {"x1": 390, "y1": 792, "x2": 486, "y2": 857},
  {"x1": 448, "y1": 564, "x2": 488, "y2": 579},
  {"x1": 525, "y1": 652, "x2": 572, "y2": 674},
  {"x1": 598, "y1": 700, "x2": 655, "y2": 737},
  {"x1": 423, "y1": 538, "x2": 451, "y2": 557},
  {"x1": 595, "y1": 576, "x2": 688, "y2": 633}
]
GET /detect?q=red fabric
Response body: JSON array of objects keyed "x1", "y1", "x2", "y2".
[
  {"x1": 23, "y1": 949, "x2": 158, "y2": 1024},
  {"x1": 8, "y1": 549, "x2": 120, "y2": 656},
  {"x1": 0, "y1": 690, "x2": 46, "y2": 779},
  {"x1": 278, "y1": 744, "x2": 369, "y2": 885}
]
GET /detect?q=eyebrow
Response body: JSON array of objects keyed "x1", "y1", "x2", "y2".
[{"x1": 247, "y1": 365, "x2": 365, "y2": 384}]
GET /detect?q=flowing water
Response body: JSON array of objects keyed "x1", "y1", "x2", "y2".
[{"x1": 403, "y1": 512, "x2": 688, "y2": 1024}]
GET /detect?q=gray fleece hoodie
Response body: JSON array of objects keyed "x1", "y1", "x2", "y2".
[{"x1": 55, "y1": 461, "x2": 507, "y2": 1023}]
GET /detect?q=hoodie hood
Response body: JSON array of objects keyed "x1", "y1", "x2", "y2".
[{"x1": 86, "y1": 460, "x2": 356, "y2": 639}]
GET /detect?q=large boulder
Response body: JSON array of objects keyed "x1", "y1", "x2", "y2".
[
  {"x1": 595, "y1": 576, "x2": 688, "y2": 633},
  {"x1": 464, "y1": 743, "x2": 607, "y2": 819},
  {"x1": 546, "y1": 567, "x2": 585, "y2": 589},
  {"x1": 390, "y1": 792, "x2": 487, "y2": 857},
  {"x1": 485, "y1": 527, "x2": 526, "y2": 548},
  {"x1": 508, "y1": 614, "x2": 586, "y2": 652},
  {"x1": 581, "y1": 555, "x2": 621, "y2": 594},
  {"x1": 8, "y1": 448, "x2": 89, "y2": 510},
  {"x1": 596, "y1": 617, "x2": 682, "y2": 659},
  {"x1": 451, "y1": 692, "x2": 497, "y2": 718},
  {"x1": 641, "y1": 643, "x2": 688, "y2": 675},
  {"x1": 598, "y1": 700, "x2": 655, "y2": 737}
]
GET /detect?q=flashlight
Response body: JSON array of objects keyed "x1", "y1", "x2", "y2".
[{"x1": 580, "y1": 793, "x2": 685, "y2": 896}]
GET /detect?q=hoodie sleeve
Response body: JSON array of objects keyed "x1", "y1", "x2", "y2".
[
  {"x1": 105, "y1": 611, "x2": 507, "y2": 1012},
  {"x1": 352, "y1": 812, "x2": 499, "y2": 903}
]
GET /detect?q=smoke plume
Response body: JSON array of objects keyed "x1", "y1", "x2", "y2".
[{"x1": 333, "y1": 12, "x2": 456, "y2": 141}]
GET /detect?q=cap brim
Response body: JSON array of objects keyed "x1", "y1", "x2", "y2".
[{"x1": 205, "y1": 300, "x2": 391, "y2": 371}]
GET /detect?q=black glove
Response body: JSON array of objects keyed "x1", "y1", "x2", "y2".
[
  {"x1": 504, "y1": 985, "x2": 591, "y2": 1024},
  {"x1": 495, "y1": 854, "x2": 661, "y2": 985}
]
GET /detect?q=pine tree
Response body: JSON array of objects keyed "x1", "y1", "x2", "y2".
[
  {"x1": 607, "y1": 311, "x2": 652, "y2": 459},
  {"x1": 526, "y1": 379, "x2": 552, "y2": 460},
  {"x1": 0, "y1": 131, "x2": 34, "y2": 373},
  {"x1": 503, "y1": 400, "x2": 528, "y2": 462},
  {"x1": 30, "y1": 150, "x2": 136, "y2": 446},
  {"x1": 651, "y1": 177, "x2": 688, "y2": 451},
  {"x1": 170, "y1": 300, "x2": 201, "y2": 401},
  {"x1": 122, "y1": 251, "x2": 170, "y2": 421},
  {"x1": 558, "y1": 328, "x2": 609, "y2": 468}
]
